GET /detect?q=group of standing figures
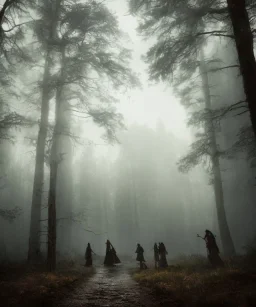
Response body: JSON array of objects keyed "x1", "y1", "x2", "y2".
[
  {"x1": 153, "y1": 242, "x2": 168, "y2": 269},
  {"x1": 84, "y1": 240, "x2": 168, "y2": 269},
  {"x1": 84, "y1": 230, "x2": 224, "y2": 269},
  {"x1": 84, "y1": 240, "x2": 121, "y2": 267}
]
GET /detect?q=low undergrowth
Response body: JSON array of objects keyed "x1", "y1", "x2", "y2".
[
  {"x1": 134, "y1": 255, "x2": 256, "y2": 306},
  {"x1": 0, "y1": 262, "x2": 95, "y2": 306}
]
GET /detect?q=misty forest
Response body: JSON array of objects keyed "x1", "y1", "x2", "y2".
[{"x1": 0, "y1": 0, "x2": 256, "y2": 306}]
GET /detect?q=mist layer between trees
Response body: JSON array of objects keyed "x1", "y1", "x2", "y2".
[{"x1": 0, "y1": 0, "x2": 256, "y2": 273}]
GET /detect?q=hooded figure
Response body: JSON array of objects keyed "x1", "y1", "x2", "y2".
[
  {"x1": 111, "y1": 245, "x2": 121, "y2": 264},
  {"x1": 85, "y1": 243, "x2": 93, "y2": 267},
  {"x1": 203, "y1": 230, "x2": 224, "y2": 268},
  {"x1": 104, "y1": 240, "x2": 114, "y2": 266},
  {"x1": 104, "y1": 240, "x2": 121, "y2": 266},
  {"x1": 159, "y1": 242, "x2": 168, "y2": 268},
  {"x1": 135, "y1": 243, "x2": 147, "y2": 269},
  {"x1": 204, "y1": 230, "x2": 219, "y2": 254},
  {"x1": 154, "y1": 243, "x2": 159, "y2": 268}
]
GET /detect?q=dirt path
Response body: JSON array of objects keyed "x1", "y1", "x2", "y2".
[{"x1": 56, "y1": 265, "x2": 163, "y2": 307}]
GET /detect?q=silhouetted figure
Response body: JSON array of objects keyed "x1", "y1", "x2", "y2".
[
  {"x1": 112, "y1": 245, "x2": 121, "y2": 264},
  {"x1": 85, "y1": 243, "x2": 94, "y2": 267},
  {"x1": 84, "y1": 243, "x2": 92, "y2": 266},
  {"x1": 136, "y1": 243, "x2": 147, "y2": 269},
  {"x1": 159, "y1": 242, "x2": 168, "y2": 268},
  {"x1": 154, "y1": 243, "x2": 159, "y2": 269},
  {"x1": 104, "y1": 240, "x2": 121, "y2": 266},
  {"x1": 104, "y1": 240, "x2": 114, "y2": 266},
  {"x1": 203, "y1": 230, "x2": 224, "y2": 268}
]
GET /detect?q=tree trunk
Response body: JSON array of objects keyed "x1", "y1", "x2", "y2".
[
  {"x1": 28, "y1": 52, "x2": 51, "y2": 262},
  {"x1": 46, "y1": 97, "x2": 60, "y2": 272},
  {"x1": 0, "y1": 0, "x2": 14, "y2": 26},
  {"x1": 47, "y1": 160, "x2": 57, "y2": 272},
  {"x1": 47, "y1": 47, "x2": 66, "y2": 271},
  {"x1": 28, "y1": 0, "x2": 62, "y2": 262},
  {"x1": 53, "y1": 46, "x2": 74, "y2": 255},
  {"x1": 56, "y1": 134, "x2": 73, "y2": 255},
  {"x1": 129, "y1": 163, "x2": 140, "y2": 240},
  {"x1": 227, "y1": 0, "x2": 256, "y2": 138},
  {"x1": 100, "y1": 173, "x2": 109, "y2": 236},
  {"x1": 46, "y1": 112, "x2": 60, "y2": 272},
  {"x1": 55, "y1": 87, "x2": 73, "y2": 254},
  {"x1": 200, "y1": 52, "x2": 236, "y2": 256}
]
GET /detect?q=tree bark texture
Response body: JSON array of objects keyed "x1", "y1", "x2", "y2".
[
  {"x1": 200, "y1": 52, "x2": 236, "y2": 256},
  {"x1": 227, "y1": 0, "x2": 256, "y2": 138}
]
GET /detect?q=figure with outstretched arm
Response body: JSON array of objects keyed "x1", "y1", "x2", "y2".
[{"x1": 197, "y1": 230, "x2": 224, "y2": 268}]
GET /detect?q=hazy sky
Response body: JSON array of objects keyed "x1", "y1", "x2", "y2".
[
  {"x1": 107, "y1": 0, "x2": 190, "y2": 140},
  {"x1": 0, "y1": 0, "x2": 192, "y2": 159},
  {"x1": 75, "y1": 0, "x2": 192, "y2": 160},
  {"x1": 77, "y1": 0, "x2": 192, "y2": 160}
]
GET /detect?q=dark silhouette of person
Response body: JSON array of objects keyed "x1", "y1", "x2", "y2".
[
  {"x1": 159, "y1": 242, "x2": 168, "y2": 268},
  {"x1": 158, "y1": 242, "x2": 161, "y2": 251},
  {"x1": 154, "y1": 243, "x2": 159, "y2": 269},
  {"x1": 104, "y1": 240, "x2": 121, "y2": 266},
  {"x1": 204, "y1": 230, "x2": 224, "y2": 268},
  {"x1": 135, "y1": 243, "x2": 147, "y2": 269},
  {"x1": 104, "y1": 239, "x2": 114, "y2": 266},
  {"x1": 112, "y1": 245, "x2": 121, "y2": 264},
  {"x1": 85, "y1": 243, "x2": 94, "y2": 267},
  {"x1": 204, "y1": 230, "x2": 219, "y2": 253}
]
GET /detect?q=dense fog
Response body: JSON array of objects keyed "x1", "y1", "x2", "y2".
[{"x1": 0, "y1": 0, "x2": 256, "y2": 267}]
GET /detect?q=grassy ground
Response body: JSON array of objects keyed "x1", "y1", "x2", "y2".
[
  {"x1": 133, "y1": 255, "x2": 256, "y2": 306},
  {"x1": 0, "y1": 261, "x2": 95, "y2": 307}
]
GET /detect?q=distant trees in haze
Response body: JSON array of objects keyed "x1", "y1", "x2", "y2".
[
  {"x1": 110, "y1": 124, "x2": 213, "y2": 255},
  {"x1": 69, "y1": 123, "x2": 214, "y2": 257},
  {"x1": 28, "y1": 0, "x2": 61, "y2": 265},
  {"x1": 178, "y1": 52, "x2": 236, "y2": 256},
  {"x1": 0, "y1": 0, "x2": 37, "y2": 237},
  {"x1": 0, "y1": 0, "x2": 137, "y2": 271},
  {"x1": 45, "y1": 0, "x2": 136, "y2": 271},
  {"x1": 1, "y1": 0, "x2": 256, "y2": 269},
  {"x1": 128, "y1": 0, "x2": 256, "y2": 138},
  {"x1": 128, "y1": 0, "x2": 256, "y2": 255}
]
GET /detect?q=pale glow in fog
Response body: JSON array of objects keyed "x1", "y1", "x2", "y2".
[
  {"x1": 107, "y1": 0, "x2": 190, "y2": 138},
  {"x1": 78, "y1": 0, "x2": 191, "y2": 156}
]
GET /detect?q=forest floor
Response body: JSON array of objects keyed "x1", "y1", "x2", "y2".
[
  {"x1": 1, "y1": 256, "x2": 256, "y2": 307},
  {"x1": 0, "y1": 262, "x2": 166, "y2": 307},
  {"x1": 56, "y1": 264, "x2": 165, "y2": 307},
  {"x1": 133, "y1": 256, "x2": 256, "y2": 307},
  {"x1": 0, "y1": 262, "x2": 95, "y2": 307}
]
